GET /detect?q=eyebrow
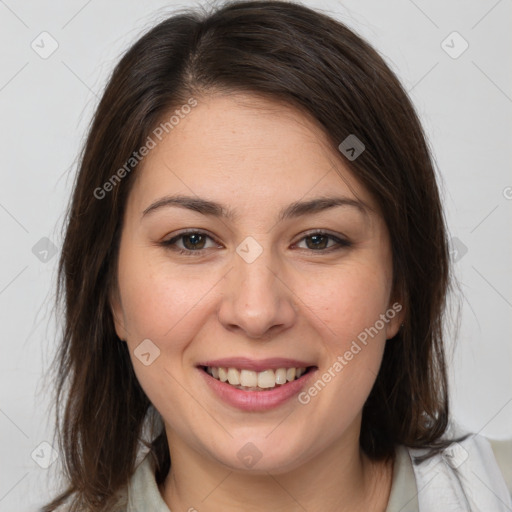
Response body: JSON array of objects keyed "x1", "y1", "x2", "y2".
[{"x1": 141, "y1": 194, "x2": 369, "y2": 222}]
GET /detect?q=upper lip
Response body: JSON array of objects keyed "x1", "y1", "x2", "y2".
[{"x1": 197, "y1": 357, "x2": 316, "y2": 372}]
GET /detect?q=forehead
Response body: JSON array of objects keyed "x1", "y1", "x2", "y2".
[{"x1": 128, "y1": 93, "x2": 376, "y2": 217}]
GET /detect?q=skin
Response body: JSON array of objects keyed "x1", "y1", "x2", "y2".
[{"x1": 111, "y1": 92, "x2": 404, "y2": 512}]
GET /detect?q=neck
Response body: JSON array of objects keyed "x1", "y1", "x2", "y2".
[{"x1": 160, "y1": 428, "x2": 393, "y2": 512}]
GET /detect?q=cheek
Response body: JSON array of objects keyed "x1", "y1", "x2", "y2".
[
  {"x1": 304, "y1": 260, "x2": 391, "y2": 342},
  {"x1": 300, "y1": 262, "x2": 391, "y2": 396},
  {"x1": 119, "y1": 244, "x2": 392, "y2": 367},
  {"x1": 291, "y1": 273, "x2": 389, "y2": 443},
  {"x1": 117, "y1": 254, "x2": 222, "y2": 420},
  {"x1": 118, "y1": 248, "x2": 220, "y2": 343}
]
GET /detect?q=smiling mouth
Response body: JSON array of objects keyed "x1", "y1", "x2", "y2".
[{"x1": 200, "y1": 365, "x2": 316, "y2": 391}]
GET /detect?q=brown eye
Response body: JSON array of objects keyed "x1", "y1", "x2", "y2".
[
  {"x1": 304, "y1": 234, "x2": 331, "y2": 250},
  {"x1": 180, "y1": 233, "x2": 208, "y2": 250},
  {"x1": 295, "y1": 231, "x2": 351, "y2": 252},
  {"x1": 162, "y1": 230, "x2": 219, "y2": 255}
]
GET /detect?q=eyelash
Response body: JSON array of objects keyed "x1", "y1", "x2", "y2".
[{"x1": 161, "y1": 229, "x2": 351, "y2": 256}]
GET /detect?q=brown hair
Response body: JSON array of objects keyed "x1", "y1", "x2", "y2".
[{"x1": 43, "y1": 1, "x2": 453, "y2": 510}]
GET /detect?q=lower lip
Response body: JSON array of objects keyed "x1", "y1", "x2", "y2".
[{"x1": 198, "y1": 367, "x2": 317, "y2": 411}]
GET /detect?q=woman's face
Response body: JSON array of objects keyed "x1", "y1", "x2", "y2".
[{"x1": 112, "y1": 93, "x2": 403, "y2": 473}]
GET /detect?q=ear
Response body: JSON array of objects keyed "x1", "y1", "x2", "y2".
[
  {"x1": 384, "y1": 282, "x2": 406, "y2": 340},
  {"x1": 384, "y1": 300, "x2": 406, "y2": 340},
  {"x1": 109, "y1": 285, "x2": 128, "y2": 341}
]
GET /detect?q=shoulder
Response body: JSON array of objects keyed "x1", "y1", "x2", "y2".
[
  {"x1": 124, "y1": 451, "x2": 170, "y2": 511},
  {"x1": 407, "y1": 431, "x2": 512, "y2": 511},
  {"x1": 51, "y1": 495, "x2": 128, "y2": 512},
  {"x1": 489, "y1": 437, "x2": 512, "y2": 496},
  {"x1": 41, "y1": 451, "x2": 155, "y2": 512}
]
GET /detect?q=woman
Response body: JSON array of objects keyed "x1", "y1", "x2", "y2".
[{"x1": 43, "y1": 1, "x2": 512, "y2": 511}]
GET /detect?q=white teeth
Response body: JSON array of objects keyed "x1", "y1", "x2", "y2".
[
  {"x1": 274, "y1": 368, "x2": 287, "y2": 385},
  {"x1": 218, "y1": 367, "x2": 228, "y2": 382},
  {"x1": 205, "y1": 366, "x2": 309, "y2": 390},
  {"x1": 240, "y1": 369, "x2": 257, "y2": 387},
  {"x1": 227, "y1": 368, "x2": 240, "y2": 385},
  {"x1": 258, "y1": 370, "x2": 276, "y2": 388}
]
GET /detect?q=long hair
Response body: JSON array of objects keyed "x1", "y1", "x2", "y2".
[{"x1": 43, "y1": 1, "x2": 452, "y2": 510}]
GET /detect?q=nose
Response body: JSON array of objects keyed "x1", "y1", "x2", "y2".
[{"x1": 217, "y1": 240, "x2": 297, "y2": 339}]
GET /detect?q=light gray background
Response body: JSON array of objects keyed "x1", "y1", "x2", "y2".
[{"x1": 0, "y1": 0, "x2": 511, "y2": 510}]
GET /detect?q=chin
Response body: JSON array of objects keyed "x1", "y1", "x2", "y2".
[{"x1": 206, "y1": 434, "x2": 311, "y2": 475}]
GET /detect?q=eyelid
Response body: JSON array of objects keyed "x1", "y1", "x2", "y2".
[
  {"x1": 293, "y1": 228, "x2": 349, "y2": 244},
  {"x1": 161, "y1": 228, "x2": 351, "y2": 256},
  {"x1": 292, "y1": 230, "x2": 351, "y2": 252},
  {"x1": 163, "y1": 229, "x2": 222, "y2": 249}
]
